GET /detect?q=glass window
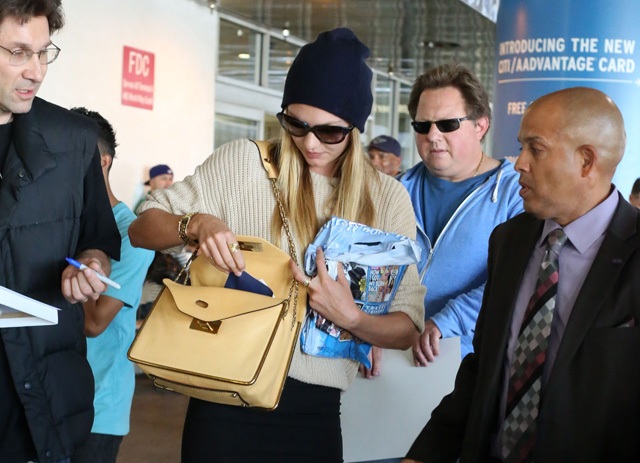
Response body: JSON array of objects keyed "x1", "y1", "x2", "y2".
[
  {"x1": 214, "y1": 113, "x2": 259, "y2": 150},
  {"x1": 268, "y1": 37, "x2": 298, "y2": 92},
  {"x1": 263, "y1": 114, "x2": 281, "y2": 140},
  {"x1": 218, "y1": 20, "x2": 261, "y2": 85},
  {"x1": 398, "y1": 83, "x2": 416, "y2": 170},
  {"x1": 373, "y1": 74, "x2": 392, "y2": 135}
]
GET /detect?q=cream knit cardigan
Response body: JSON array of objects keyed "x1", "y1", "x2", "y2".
[{"x1": 138, "y1": 139, "x2": 425, "y2": 391}]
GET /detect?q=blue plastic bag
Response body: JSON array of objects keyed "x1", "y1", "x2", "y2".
[{"x1": 301, "y1": 217, "x2": 421, "y2": 368}]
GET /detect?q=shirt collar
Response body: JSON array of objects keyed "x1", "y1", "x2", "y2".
[{"x1": 539, "y1": 187, "x2": 619, "y2": 254}]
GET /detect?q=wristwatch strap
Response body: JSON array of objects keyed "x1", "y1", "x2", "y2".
[{"x1": 178, "y1": 212, "x2": 199, "y2": 247}]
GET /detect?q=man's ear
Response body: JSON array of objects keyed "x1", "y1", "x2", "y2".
[
  {"x1": 100, "y1": 153, "x2": 112, "y2": 170},
  {"x1": 578, "y1": 145, "x2": 597, "y2": 177},
  {"x1": 475, "y1": 116, "x2": 490, "y2": 140}
]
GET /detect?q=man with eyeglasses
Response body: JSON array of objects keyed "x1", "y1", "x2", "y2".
[
  {"x1": 396, "y1": 64, "x2": 523, "y2": 367},
  {"x1": 0, "y1": 2, "x2": 120, "y2": 463}
]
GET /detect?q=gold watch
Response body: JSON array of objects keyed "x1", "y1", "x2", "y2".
[{"x1": 178, "y1": 212, "x2": 199, "y2": 247}]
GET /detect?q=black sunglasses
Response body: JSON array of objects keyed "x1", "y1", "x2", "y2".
[
  {"x1": 411, "y1": 116, "x2": 472, "y2": 134},
  {"x1": 277, "y1": 112, "x2": 354, "y2": 144}
]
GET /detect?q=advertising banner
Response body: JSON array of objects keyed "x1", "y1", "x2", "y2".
[{"x1": 493, "y1": 0, "x2": 640, "y2": 195}]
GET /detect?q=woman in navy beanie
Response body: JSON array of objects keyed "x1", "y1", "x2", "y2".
[{"x1": 131, "y1": 27, "x2": 424, "y2": 463}]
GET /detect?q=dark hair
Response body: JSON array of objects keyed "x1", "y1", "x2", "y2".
[
  {"x1": 632, "y1": 178, "x2": 640, "y2": 196},
  {"x1": 146, "y1": 252, "x2": 181, "y2": 284},
  {"x1": 408, "y1": 63, "x2": 491, "y2": 139},
  {"x1": 0, "y1": 0, "x2": 64, "y2": 33},
  {"x1": 70, "y1": 107, "x2": 118, "y2": 168}
]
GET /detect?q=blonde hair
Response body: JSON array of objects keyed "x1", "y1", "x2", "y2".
[{"x1": 271, "y1": 129, "x2": 378, "y2": 248}]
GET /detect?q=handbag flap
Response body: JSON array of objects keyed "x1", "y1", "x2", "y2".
[
  {"x1": 163, "y1": 279, "x2": 286, "y2": 322},
  {"x1": 189, "y1": 235, "x2": 296, "y2": 299}
]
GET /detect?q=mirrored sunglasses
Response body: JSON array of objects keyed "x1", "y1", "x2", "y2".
[
  {"x1": 277, "y1": 112, "x2": 354, "y2": 144},
  {"x1": 411, "y1": 116, "x2": 472, "y2": 134}
]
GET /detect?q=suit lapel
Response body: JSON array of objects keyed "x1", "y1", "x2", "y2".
[
  {"x1": 492, "y1": 216, "x2": 542, "y2": 338},
  {"x1": 546, "y1": 197, "x2": 637, "y2": 392},
  {"x1": 481, "y1": 216, "x2": 543, "y2": 387},
  {"x1": 469, "y1": 215, "x2": 542, "y2": 450}
]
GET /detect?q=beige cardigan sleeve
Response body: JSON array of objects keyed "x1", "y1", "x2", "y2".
[{"x1": 372, "y1": 173, "x2": 426, "y2": 333}]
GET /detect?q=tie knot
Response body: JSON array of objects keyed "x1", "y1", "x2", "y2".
[{"x1": 546, "y1": 228, "x2": 568, "y2": 254}]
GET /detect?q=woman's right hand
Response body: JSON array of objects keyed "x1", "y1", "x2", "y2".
[{"x1": 188, "y1": 213, "x2": 245, "y2": 276}]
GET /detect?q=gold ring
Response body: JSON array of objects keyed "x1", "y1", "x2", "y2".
[
  {"x1": 229, "y1": 243, "x2": 239, "y2": 254},
  {"x1": 303, "y1": 277, "x2": 311, "y2": 287}
]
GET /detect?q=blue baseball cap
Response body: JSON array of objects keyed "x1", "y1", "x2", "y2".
[
  {"x1": 145, "y1": 164, "x2": 173, "y2": 185},
  {"x1": 368, "y1": 135, "x2": 402, "y2": 157}
]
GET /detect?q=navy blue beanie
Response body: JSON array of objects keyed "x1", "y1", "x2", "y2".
[{"x1": 281, "y1": 28, "x2": 373, "y2": 133}]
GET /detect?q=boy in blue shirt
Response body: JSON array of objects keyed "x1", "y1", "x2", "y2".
[{"x1": 71, "y1": 107, "x2": 154, "y2": 463}]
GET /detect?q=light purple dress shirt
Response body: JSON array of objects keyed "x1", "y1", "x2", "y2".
[{"x1": 492, "y1": 188, "x2": 619, "y2": 456}]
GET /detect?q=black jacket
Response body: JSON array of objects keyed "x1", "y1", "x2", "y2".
[
  {"x1": 407, "y1": 198, "x2": 640, "y2": 462},
  {"x1": 0, "y1": 97, "x2": 120, "y2": 463}
]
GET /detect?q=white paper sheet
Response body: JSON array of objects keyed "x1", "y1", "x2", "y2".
[
  {"x1": 342, "y1": 337, "x2": 461, "y2": 462},
  {"x1": 0, "y1": 285, "x2": 59, "y2": 327}
]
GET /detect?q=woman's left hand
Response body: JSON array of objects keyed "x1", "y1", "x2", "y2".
[{"x1": 289, "y1": 247, "x2": 361, "y2": 331}]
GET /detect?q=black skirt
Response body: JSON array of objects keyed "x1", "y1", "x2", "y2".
[{"x1": 181, "y1": 377, "x2": 343, "y2": 463}]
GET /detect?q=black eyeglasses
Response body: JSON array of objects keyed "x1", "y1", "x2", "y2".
[
  {"x1": 277, "y1": 112, "x2": 354, "y2": 144},
  {"x1": 0, "y1": 43, "x2": 61, "y2": 66},
  {"x1": 411, "y1": 116, "x2": 472, "y2": 134}
]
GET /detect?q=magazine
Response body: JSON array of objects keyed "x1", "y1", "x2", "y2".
[
  {"x1": 301, "y1": 217, "x2": 421, "y2": 367},
  {"x1": 0, "y1": 285, "x2": 59, "y2": 328}
]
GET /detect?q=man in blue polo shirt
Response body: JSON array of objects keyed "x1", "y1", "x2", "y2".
[{"x1": 71, "y1": 107, "x2": 154, "y2": 463}]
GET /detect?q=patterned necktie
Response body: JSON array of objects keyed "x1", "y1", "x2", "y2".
[{"x1": 502, "y1": 228, "x2": 568, "y2": 463}]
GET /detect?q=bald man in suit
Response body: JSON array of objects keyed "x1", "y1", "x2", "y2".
[{"x1": 403, "y1": 87, "x2": 640, "y2": 463}]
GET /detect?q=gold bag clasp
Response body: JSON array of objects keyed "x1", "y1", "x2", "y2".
[
  {"x1": 238, "y1": 240, "x2": 263, "y2": 252},
  {"x1": 190, "y1": 319, "x2": 222, "y2": 334}
]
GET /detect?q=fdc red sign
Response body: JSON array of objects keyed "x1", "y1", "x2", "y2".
[{"x1": 122, "y1": 46, "x2": 154, "y2": 110}]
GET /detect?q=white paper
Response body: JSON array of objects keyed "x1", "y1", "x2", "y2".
[
  {"x1": 0, "y1": 285, "x2": 59, "y2": 327},
  {"x1": 342, "y1": 337, "x2": 462, "y2": 462}
]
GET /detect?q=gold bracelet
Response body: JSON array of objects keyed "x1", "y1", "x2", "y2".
[{"x1": 178, "y1": 212, "x2": 199, "y2": 247}]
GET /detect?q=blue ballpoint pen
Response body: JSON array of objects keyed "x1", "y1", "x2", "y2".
[{"x1": 65, "y1": 257, "x2": 121, "y2": 290}]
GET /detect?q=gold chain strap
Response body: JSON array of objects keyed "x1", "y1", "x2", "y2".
[
  {"x1": 172, "y1": 178, "x2": 299, "y2": 330},
  {"x1": 175, "y1": 246, "x2": 200, "y2": 285},
  {"x1": 175, "y1": 142, "x2": 301, "y2": 330},
  {"x1": 270, "y1": 177, "x2": 300, "y2": 329}
]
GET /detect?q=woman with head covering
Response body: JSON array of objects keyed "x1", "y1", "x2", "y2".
[{"x1": 129, "y1": 27, "x2": 425, "y2": 463}]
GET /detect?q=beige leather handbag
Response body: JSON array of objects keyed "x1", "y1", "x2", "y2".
[{"x1": 128, "y1": 141, "x2": 306, "y2": 410}]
